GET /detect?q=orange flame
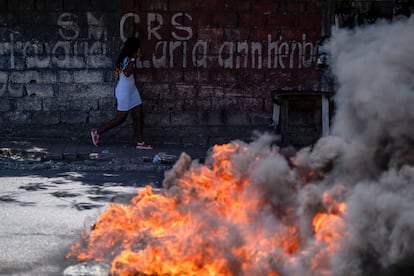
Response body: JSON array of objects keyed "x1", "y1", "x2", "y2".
[
  {"x1": 310, "y1": 191, "x2": 347, "y2": 273},
  {"x1": 67, "y1": 141, "x2": 347, "y2": 275}
]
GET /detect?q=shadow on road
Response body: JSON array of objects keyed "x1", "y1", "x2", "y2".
[{"x1": 0, "y1": 169, "x2": 165, "y2": 209}]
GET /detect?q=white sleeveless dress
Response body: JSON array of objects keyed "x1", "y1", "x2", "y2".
[{"x1": 115, "y1": 57, "x2": 142, "y2": 111}]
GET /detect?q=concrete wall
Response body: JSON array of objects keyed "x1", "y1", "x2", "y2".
[{"x1": 0, "y1": 0, "x2": 323, "y2": 145}]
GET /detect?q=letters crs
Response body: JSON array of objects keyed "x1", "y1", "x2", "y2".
[{"x1": 120, "y1": 12, "x2": 193, "y2": 42}]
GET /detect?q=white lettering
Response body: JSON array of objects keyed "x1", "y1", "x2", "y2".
[
  {"x1": 152, "y1": 41, "x2": 167, "y2": 68},
  {"x1": 171, "y1": 13, "x2": 193, "y2": 40},
  {"x1": 57, "y1": 13, "x2": 79, "y2": 40},
  {"x1": 290, "y1": 41, "x2": 302, "y2": 69},
  {"x1": 24, "y1": 42, "x2": 50, "y2": 68},
  {"x1": 251, "y1": 42, "x2": 262, "y2": 69},
  {"x1": 147, "y1": 13, "x2": 163, "y2": 40},
  {"x1": 192, "y1": 41, "x2": 208, "y2": 68},
  {"x1": 52, "y1": 41, "x2": 71, "y2": 66},
  {"x1": 219, "y1": 42, "x2": 234, "y2": 69},
  {"x1": 302, "y1": 34, "x2": 314, "y2": 68},
  {"x1": 117, "y1": 12, "x2": 317, "y2": 70},
  {"x1": 87, "y1": 13, "x2": 107, "y2": 40},
  {"x1": 268, "y1": 35, "x2": 280, "y2": 69},
  {"x1": 4, "y1": 12, "x2": 318, "y2": 71},
  {"x1": 169, "y1": 41, "x2": 185, "y2": 68},
  {"x1": 278, "y1": 42, "x2": 289, "y2": 69},
  {"x1": 236, "y1": 41, "x2": 248, "y2": 69},
  {"x1": 120, "y1": 13, "x2": 140, "y2": 42}
]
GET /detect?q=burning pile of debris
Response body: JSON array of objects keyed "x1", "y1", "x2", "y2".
[{"x1": 65, "y1": 17, "x2": 414, "y2": 276}]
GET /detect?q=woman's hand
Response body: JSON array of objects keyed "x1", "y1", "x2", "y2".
[{"x1": 123, "y1": 57, "x2": 136, "y2": 77}]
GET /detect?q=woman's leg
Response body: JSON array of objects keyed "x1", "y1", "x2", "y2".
[
  {"x1": 97, "y1": 110, "x2": 128, "y2": 135},
  {"x1": 131, "y1": 104, "x2": 144, "y2": 142}
]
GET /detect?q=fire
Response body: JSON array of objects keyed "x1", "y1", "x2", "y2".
[
  {"x1": 67, "y1": 140, "x2": 348, "y2": 275},
  {"x1": 313, "y1": 199, "x2": 346, "y2": 248}
]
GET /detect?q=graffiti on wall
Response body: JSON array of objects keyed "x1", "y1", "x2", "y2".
[
  {"x1": 0, "y1": 12, "x2": 108, "y2": 70},
  {"x1": 0, "y1": 11, "x2": 317, "y2": 72},
  {"x1": 0, "y1": 12, "x2": 108, "y2": 96},
  {"x1": 120, "y1": 12, "x2": 317, "y2": 70}
]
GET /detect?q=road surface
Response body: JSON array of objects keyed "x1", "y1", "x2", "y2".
[{"x1": 0, "y1": 169, "x2": 164, "y2": 276}]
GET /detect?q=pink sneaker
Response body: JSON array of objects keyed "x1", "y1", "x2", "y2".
[
  {"x1": 91, "y1": 130, "x2": 100, "y2": 146},
  {"x1": 136, "y1": 141, "x2": 152, "y2": 150}
]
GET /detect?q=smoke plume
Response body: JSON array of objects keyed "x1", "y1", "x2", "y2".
[
  {"x1": 296, "y1": 16, "x2": 414, "y2": 275},
  {"x1": 327, "y1": 16, "x2": 414, "y2": 179}
]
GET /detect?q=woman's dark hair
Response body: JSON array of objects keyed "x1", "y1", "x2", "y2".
[{"x1": 116, "y1": 37, "x2": 140, "y2": 69}]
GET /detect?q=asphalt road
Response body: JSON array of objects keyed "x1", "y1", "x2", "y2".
[{"x1": 0, "y1": 169, "x2": 164, "y2": 276}]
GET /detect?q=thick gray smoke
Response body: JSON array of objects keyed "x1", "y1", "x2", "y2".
[
  {"x1": 327, "y1": 16, "x2": 414, "y2": 179},
  {"x1": 296, "y1": 16, "x2": 414, "y2": 275}
]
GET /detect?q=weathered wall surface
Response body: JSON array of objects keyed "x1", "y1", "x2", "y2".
[
  {"x1": 0, "y1": 0, "x2": 121, "y2": 140},
  {"x1": 0, "y1": 0, "x2": 323, "y2": 145}
]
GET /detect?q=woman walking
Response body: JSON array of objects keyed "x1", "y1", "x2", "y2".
[{"x1": 90, "y1": 37, "x2": 152, "y2": 149}]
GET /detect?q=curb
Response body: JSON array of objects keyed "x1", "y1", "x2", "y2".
[{"x1": 0, "y1": 146, "x2": 176, "y2": 172}]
